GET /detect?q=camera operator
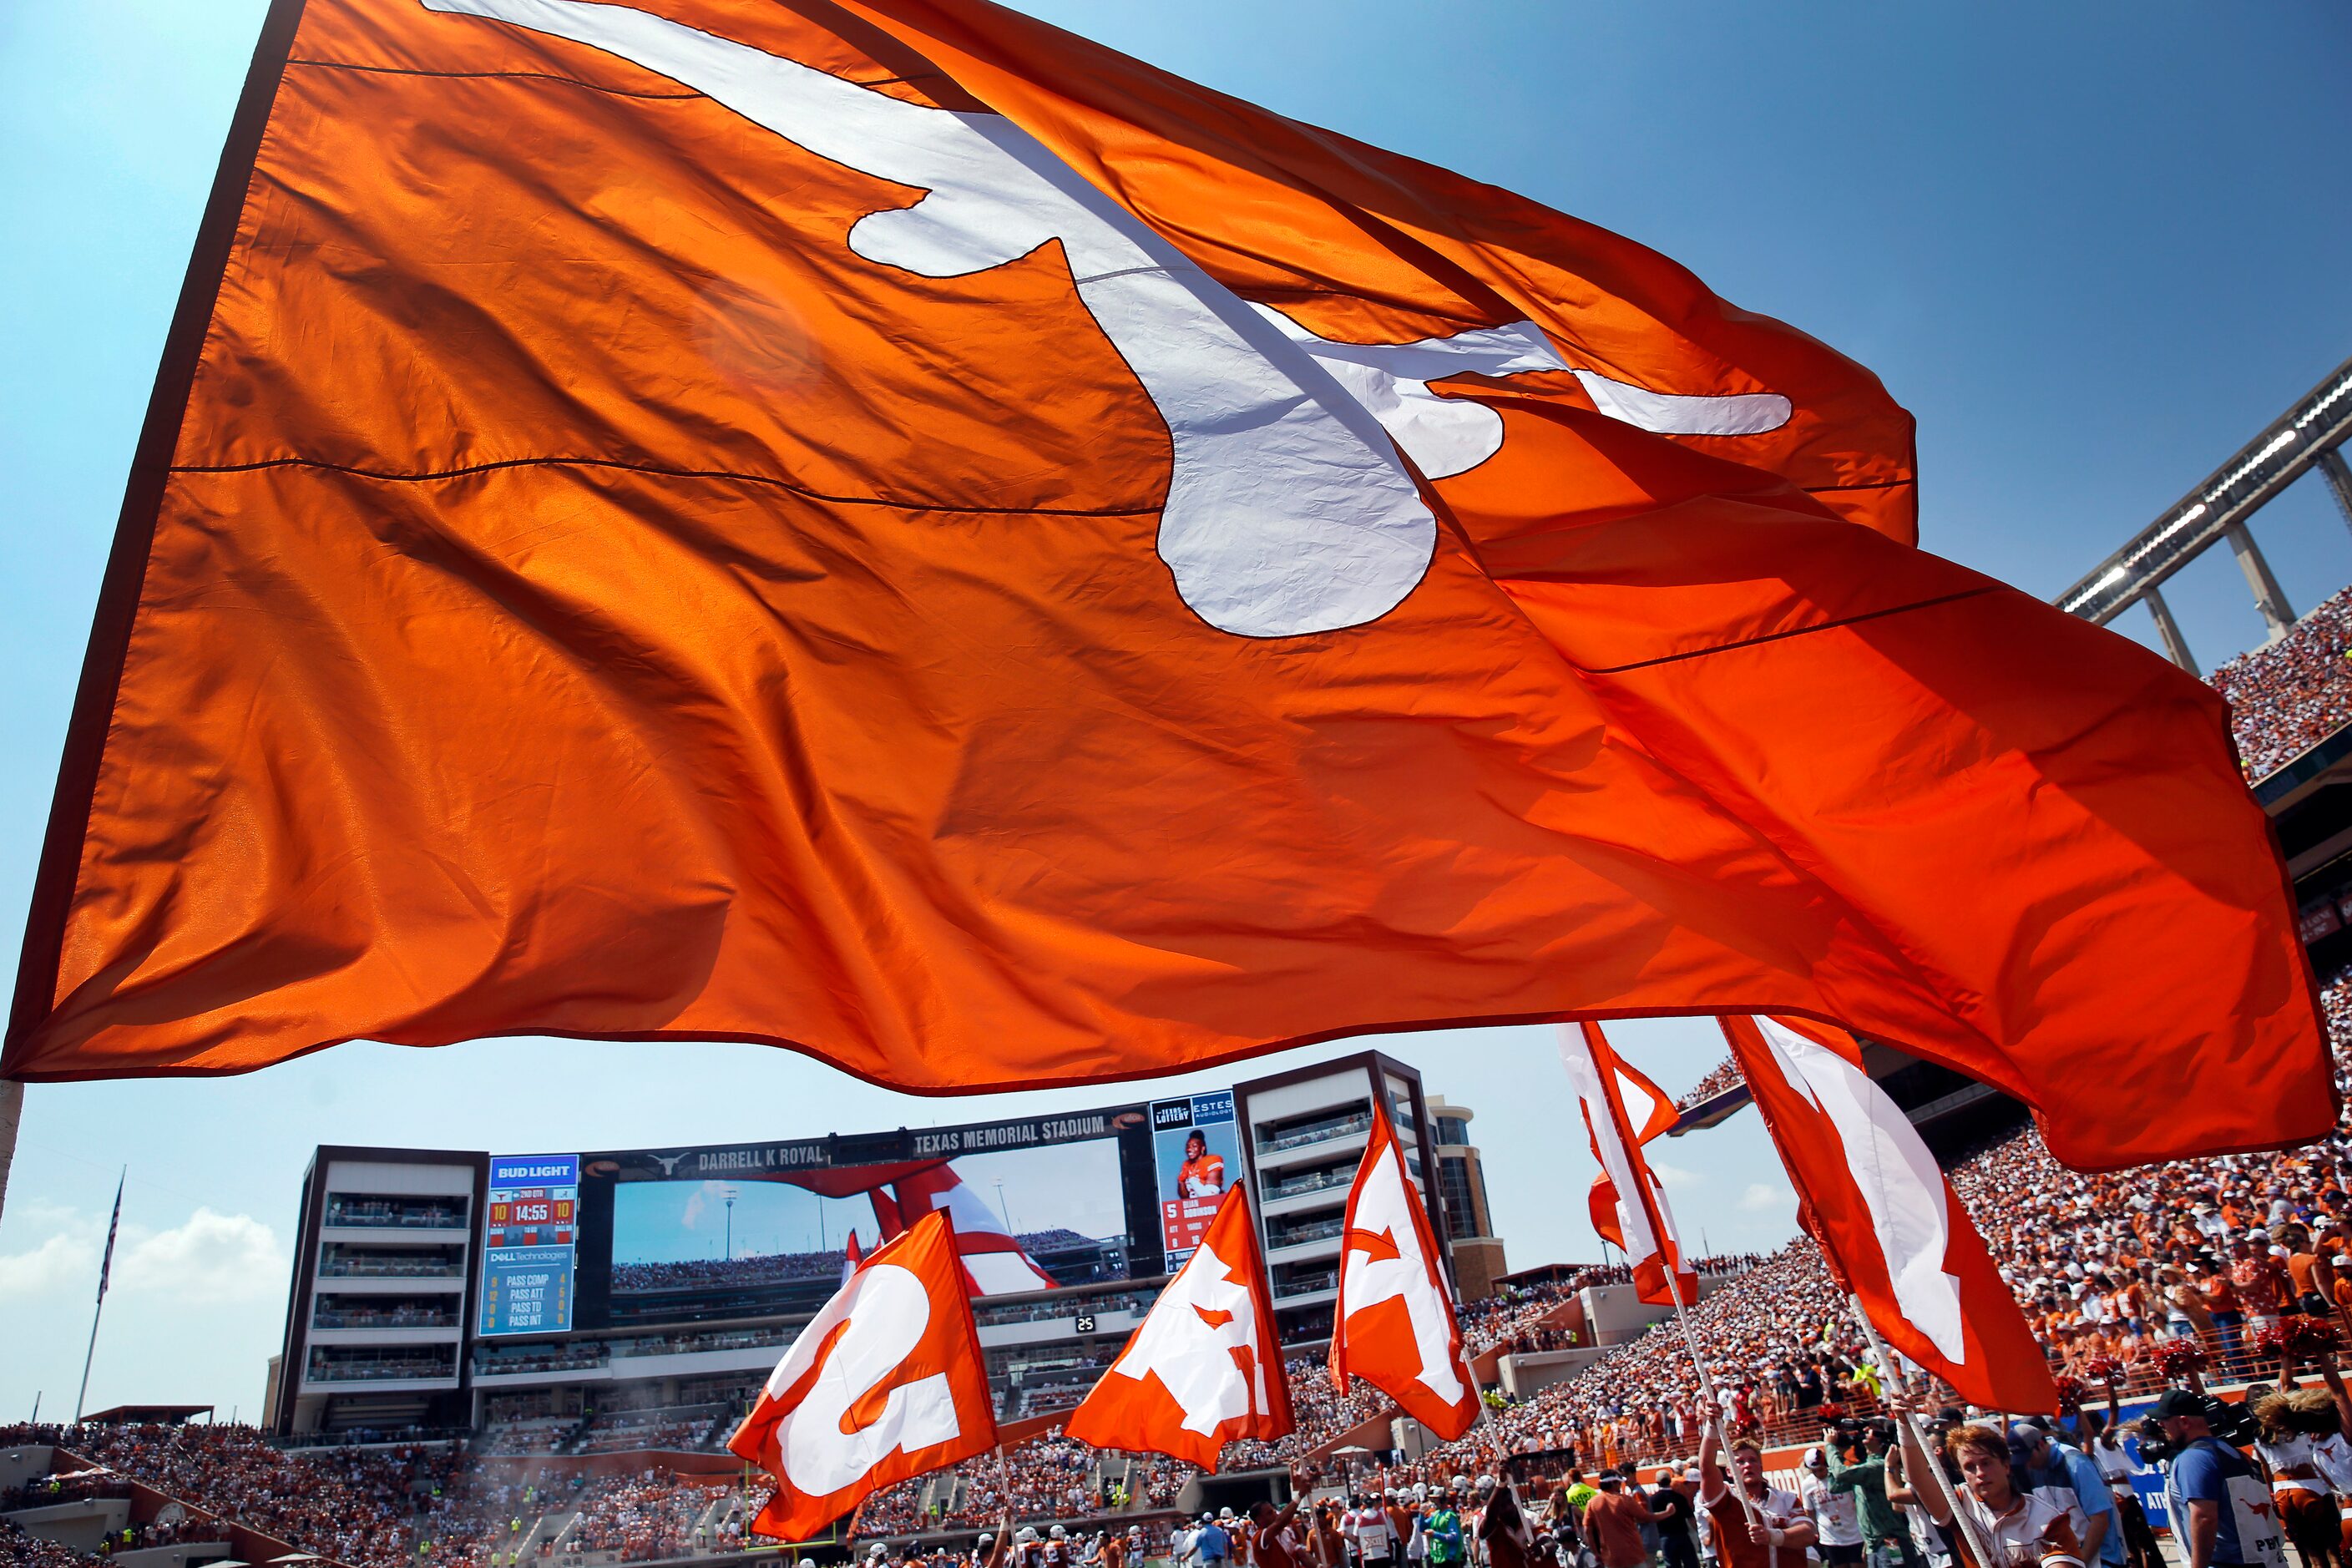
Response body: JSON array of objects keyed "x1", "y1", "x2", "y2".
[{"x1": 2149, "y1": 1389, "x2": 2284, "y2": 1568}]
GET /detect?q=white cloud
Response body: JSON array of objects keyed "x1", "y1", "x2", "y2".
[
  {"x1": 1737, "y1": 1182, "x2": 1793, "y2": 1212},
  {"x1": 1651, "y1": 1161, "x2": 1701, "y2": 1190},
  {"x1": 12, "y1": 1198, "x2": 91, "y2": 1232},
  {"x1": 0, "y1": 1232, "x2": 99, "y2": 1299},
  {"x1": 680, "y1": 1186, "x2": 710, "y2": 1230},
  {"x1": 114, "y1": 1210, "x2": 285, "y2": 1304}
]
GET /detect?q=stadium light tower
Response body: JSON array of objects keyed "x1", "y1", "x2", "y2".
[
  {"x1": 2055, "y1": 355, "x2": 2352, "y2": 671},
  {"x1": 993, "y1": 1178, "x2": 1015, "y2": 1234},
  {"x1": 721, "y1": 1185, "x2": 738, "y2": 1262}
]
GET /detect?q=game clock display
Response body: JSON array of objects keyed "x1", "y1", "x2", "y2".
[{"x1": 481, "y1": 1154, "x2": 580, "y2": 1335}]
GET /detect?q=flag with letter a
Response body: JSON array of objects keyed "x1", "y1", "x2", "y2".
[
  {"x1": 1328, "y1": 1101, "x2": 1477, "y2": 1440},
  {"x1": 1065, "y1": 1183, "x2": 1291, "y2": 1468},
  {"x1": 1560, "y1": 1023, "x2": 1697, "y2": 1308},
  {"x1": 1720, "y1": 1014, "x2": 2059, "y2": 1414},
  {"x1": 4, "y1": 0, "x2": 2332, "y2": 1176},
  {"x1": 728, "y1": 1209, "x2": 997, "y2": 1539}
]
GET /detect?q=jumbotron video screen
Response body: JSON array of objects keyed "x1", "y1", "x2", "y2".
[{"x1": 522, "y1": 1098, "x2": 1232, "y2": 1332}]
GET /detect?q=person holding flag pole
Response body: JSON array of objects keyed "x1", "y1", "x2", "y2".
[
  {"x1": 1555, "y1": 1026, "x2": 1767, "y2": 1544},
  {"x1": 1848, "y1": 1296, "x2": 2001, "y2": 1568},
  {"x1": 1715, "y1": 1014, "x2": 2068, "y2": 1568}
]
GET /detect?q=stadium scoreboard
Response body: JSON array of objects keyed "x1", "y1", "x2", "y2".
[
  {"x1": 480, "y1": 1153, "x2": 580, "y2": 1335},
  {"x1": 1151, "y1": 1090, "x2": 1238, "y2": 1264}
]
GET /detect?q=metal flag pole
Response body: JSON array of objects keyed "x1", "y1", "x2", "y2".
[
  {"x1": 74, "y1": 1167, "x2": 125, "y2": 1422},
  {"x1": 1844, "y1": 1293, "x2": 1993, "y2": 1568}
]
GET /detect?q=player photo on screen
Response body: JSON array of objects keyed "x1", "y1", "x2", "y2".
[{"x1": 1153, "y1": 1117, "x2": 1242, "y2": 1263}]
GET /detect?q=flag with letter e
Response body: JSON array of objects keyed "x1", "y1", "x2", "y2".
[
  {"x1": 1560, "y1": 1023, "x2": 1696, "y2": 1308},
  {"x1": 727, "y1": 1209, "x2": 997, "y2": 1540},
  {"x1": 1720, "y1": 1014, "x2": 2059, "y2": 1414},
  {"x1": 1328, "y1": 1100, "x2": 1477, "y2": 1440},
  {"x1": 1065, "y1": 1183, "x2": 1291, "y2": 1469},
  {"x1": 3, "y1": 0, "x2": 2333, "y2": 1176}
]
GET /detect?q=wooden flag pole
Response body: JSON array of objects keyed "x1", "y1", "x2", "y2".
[
  {"x1": 1660, "y1": 1261, "x2": 1761, "y2": 1532},
  {"x1": 1844, "y1": 1293, "x2": 1992, "y2": 1568}
]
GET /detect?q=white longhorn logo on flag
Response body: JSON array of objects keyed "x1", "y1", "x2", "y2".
[
  {"x1": 1340, "y1": 1139, "x2": 1464, "y2": 1406},
  {"x1": 1753, "y1": 1016, "x2": 1967, "y2": 1364},
  {"x1": 1106, "y1": 1237, "x2": 1268, "y2": 1436},
  {"x1": 426, "y1": 0, "x2": 1790, "y2": 639},
  {"x1": 765, "y1": 1261, "x2": 963, "y2": 1495}
]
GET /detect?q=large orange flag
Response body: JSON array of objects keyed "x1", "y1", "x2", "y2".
[
  {"x1": 4, "y1": 0, "x2": 2331, "y2": 1169},
  {"x1": 1064, "y1": 1183, "x2": 1291, "y2": 1469}
]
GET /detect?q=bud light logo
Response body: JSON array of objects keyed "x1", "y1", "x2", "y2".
[{"x1": 491, "y1": 1154, "x2": 579, "y2": 1186}]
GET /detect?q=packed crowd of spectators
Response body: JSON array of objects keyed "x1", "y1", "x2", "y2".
[
  {"x1": 0, "y1": 1422, "x2": 513, "y2": 1568},
  {"x1": 561, "y1": 1469, "x2": 734, "y2": 1560},
  {"x1": 1672, "y1": 1058, "x2": 1746, "y2": 1114},
  {"x1": 607, "y1": 1252, "x2": 846, "y2": 1291},
  {"x1": 1, "y1": 1520, "x2": 102, "y2": 1568},
  {"x1": 2212, "y1": 583, "x2": 2352, "y2": 778}
]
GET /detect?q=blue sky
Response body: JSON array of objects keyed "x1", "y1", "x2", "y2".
[{"x1": 2, "y1": 0, "x2": 2349, "y2": 1419}]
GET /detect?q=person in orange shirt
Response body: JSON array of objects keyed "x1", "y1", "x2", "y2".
[
  {"x1": 2200, "y1": 1258, "x2": 2248, "y2": 1374},
  {"x1": 2288, "y1": 1237, "x2": 2324, "y2": 1315},
  {"x1": 2116, "y1": 1271, "x2": 2150, "y2": 1338},
  {"x1": 2330, "y1": 1254, "x2": 2352, "y2": 1337},
  {"x1": 1177, "y1": 1132, "x2": 1226, "y2": 1200},
  {"x1": 1695, "y1": 1426, "x2": 1816, "y2": 1568},
  {"x1": 1581, "y1": 1476, "x2": 1654, "y2": 1568}
]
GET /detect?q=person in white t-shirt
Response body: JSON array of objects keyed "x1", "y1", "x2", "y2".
[
  {"x1": 1800, "y1": 1449, "x2": 1864, "y2": 1568},
  {"x1": 1353, "y1": 1495, "x2": 1403, "y2": 1568},
  {"x1": 1900, "y1": 1419, "x2": 2083, "y2": 1568}
]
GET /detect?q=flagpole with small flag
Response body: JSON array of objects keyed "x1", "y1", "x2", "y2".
[{"x1": 76, "y1": 1167, "x2": 124, "y2": 1421}]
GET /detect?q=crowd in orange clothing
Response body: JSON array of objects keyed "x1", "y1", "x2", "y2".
[{"x1": 1948, "y1": 966, "x2": 2352, "y2": 1389}]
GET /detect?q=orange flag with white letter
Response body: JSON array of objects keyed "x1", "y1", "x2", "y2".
[
  {"x1": 1561, "y1": 1023, "x2": 1697, "y2": 1309},
  {"x1": 4, "y1": 0, "x2": 2330, "y2": 1173},
  {"x1": 729, "y1": 1209, "x2": 997, "y2": 1540},
  {"x1": 1065, "y1": 1183, "x2": 1291, "y2": 1469},
  {"x1": 1722, "y1": 1014, "x2": 2059, "y2": 1413},
  {"x1": 1329, "y1": 1101, "x2": 1477, "y2": 1440}
]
